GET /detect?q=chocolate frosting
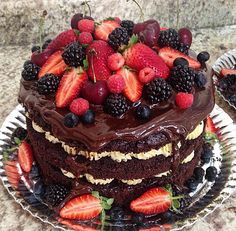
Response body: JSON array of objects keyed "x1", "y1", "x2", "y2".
[{"x1": 18, "y1": 66, "x2": 215, "y2": 151}]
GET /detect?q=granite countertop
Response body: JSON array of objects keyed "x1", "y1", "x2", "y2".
[{"x1": 0, "y1": 25, "x2": 236, "y2": 231}]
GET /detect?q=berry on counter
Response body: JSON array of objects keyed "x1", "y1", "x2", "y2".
[
  {"x1": 108, "y1": 27, "x2": 130, "y2": 50},
  {"x1": 77, "y1": 19, "x2": 95, "y2": 33},
  {"x1": 71, "y1": 13, "x2": 84, "y2": 29},
  {"x1": 197, "y1": 51, "x2": 210, "y2": 63},
  {"x1": 185, "y1": 178, "x2": 198, "y2": 192},
  {"x1": 135, "y1": 104, "x2": 151, "y2": 120},
  {"x1": 78, "y1": 32, "x2": 93, "y2": 45},
  {"x1": 81, "y1": 109, "x2": 95, "y2": 124},
  {"x1": 110, "y1": 206, "x2": 125, "y2": 221},
  {"x1": 194, "y1": 72, "x2": 207, "y2": 88},
  {"x1": 178, "y1": 28, "x2": 192, "y2": 47},
  {"x1": 22, "y1": 63, "x2": 40, "y2": 81},
  {"x1": 205, "y1": 166, "x2": 217, "y2": 182},
  {"x1": 107, "y1": 53, "x2": 125, "y2": 71},
  {"x1": 104, "y1": 94, "x2": 129, "y2": 117},
  {"x1": 107, "y1": 74, "x2": 125, "y2": 93},
  {"x1": 193, "y1": 167, "x2": 205, "y2": 183},
  {"x1": 158, "y1": 28, "x2": 179, "y2": 49},
  {"x1": 12, "y1": 127, "x2": 27, "y2": 141},
  {"x1": 69, "y1": 98, "x2": 89, "y2": 116},
  {"x1": 220, "y1": 68, "x2": 236, "y2": 76},
  {"x1": 173, "y1": 57, "x2": 189, "y2": 67},
  {"x1": 63, "y1": 113, "x2": 79, "y2": 128},
  {"x1": 37, "y1": 73, "x2": 60, "y2": 95},
  {"x1": 18, "y1": 141, "x2": 33, "y2": 173},
  {"x1": 138, "y1": 67, "x2": 156, "y2": 84},
  {"x1": 144, "y1": 78, "x2": 172, "y2": 104},
  {"x1": 175, "y1": 92, "x2": 194, "y2": 109},
  {"x1": 31, "y1": 45, "x2": 40, "y2": 53},
  {"x1": 62, "y1": 42, "x2": 86, "y2": 67},
  {"x1": 120, "y1": 20, "x2": 134, "y2": 36},
  {"x1": 42, "y1": 39, "x2": 52, "y2": 50}
]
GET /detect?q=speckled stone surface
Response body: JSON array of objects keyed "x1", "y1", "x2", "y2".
[
  {"x1": 0, "y1": 25, "x2": 236, "y2": 230},
  {"x1": 0, "y1": 0, "x2": 236, "y2": 45}
]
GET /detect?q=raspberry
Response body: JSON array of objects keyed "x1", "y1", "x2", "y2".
[
  {"x1": 69, "y1": 98, "x2": 89, "y2": 116},
  {"x1": 175, "y1": 92, "x2": 194, "y2": 109},
  {"x1": 138, "y1": 67, "x2": 156, "y2": 84},
  {"x1": 78, "y1": 32, "x2": 93, "y2": 45},
  {"x1": 107, "y1": 74, "x2": 125, "y2": 93},
  {"x1": 107, "y1": 53, "x2": 125, "y2": 71},
  {"x1": 77, "y1": 19, "x2": 95, "y2": 33}
]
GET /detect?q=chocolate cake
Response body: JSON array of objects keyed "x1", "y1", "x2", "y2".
[{"x1": 18, "y1": 12, "x2": 214, "y2": 221}]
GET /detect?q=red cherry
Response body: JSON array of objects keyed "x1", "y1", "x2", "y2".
[
  {"x1": 178, "y1": 28, "x2": 192, "y2": 47},
  {"x1": 31, "y1": 49, "x2": 54, "y2": 67}
]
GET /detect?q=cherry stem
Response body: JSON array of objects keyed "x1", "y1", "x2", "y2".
[
  {"x1": 81, "y1": 1, "x2": 92, "y2": 17},
  {"x1": 176, "y1": 0, "x2": 179, "y2": 29},
  {"x1": 90, "y1": 50, "x2": 96, "y2": 83},
  {"x1": 128, "y1": 0, "x2": 144, "y2": 21},
  {"x1": 39, "y1": 10, "x2": 47, "y2": 53}
]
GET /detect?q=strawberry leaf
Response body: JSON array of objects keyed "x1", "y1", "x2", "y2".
[
  {"x1": 105, "y1": 17, "x2": 115, "y2": 21},
  {"x1": 106, "y1": 198, "x2": 114, "y2": 206},
  {"x1": 74, "y1": 29, "x2": 80, "y2": 36},
  {"x1": 14, "y1": 137, "x2": 21, "y2": 145},
  {"x1": 129, "y1": 35, "x2": 138, "y2": 46},
  {"x1": 92, "y1": 191, "x2": 99, "y2": 198},
  {"x1": 83, "y1": 58, "x2": 89, "y2": 70}
]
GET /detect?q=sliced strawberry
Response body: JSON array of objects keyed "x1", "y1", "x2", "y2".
[
  {"x1": 18, "y1": 141, "x2": 33, "y2": 173},
  {"x1": 38, "y1": 51, "x2": 67, "y2": 78},
  {"x1": 130, "y1": 187, "x2": 171, "y2": 215},
  {"x1": 56, "y1": 68, "x2": 88, "y2": 108},
  {"x1": 205, "y1": 116, "x2": 217, "y2": 133},
  {"x1": 117, "y1": 68, "x2": 143, "y2": 102},
  {"x1": 94, "y1": 20, "x2": 120, "y2": 41},
  {"x1": 4, "y1": 160, "x2": 20, "y2": 189},
  {"x1": 220, "y1": 68, "x2": 236, "y2": 76},
  {"x1": 59, "y1": 194, "x2": 102, "y2": 220},
  {"x1": 158, "y1": 47, "x2": 201, "y2": 69}
]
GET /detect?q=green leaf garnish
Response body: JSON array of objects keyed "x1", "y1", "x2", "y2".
[
  {"x1": 83, "y1": 58, "x2": 89, "y2": 70},
  {"x1": 14, "y1": 137, "x2": 21, "y2": 145},
  {"x1": 129, "y1": 35, "x2": 138, "y2": 46},
  {"x1": 104, "y1": 17, "x2": 115, "y2": 21}
]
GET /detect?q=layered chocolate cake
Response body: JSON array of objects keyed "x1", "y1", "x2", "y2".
[{"x1": 18, "y1": 11, "x2": 214, "y2": 221}]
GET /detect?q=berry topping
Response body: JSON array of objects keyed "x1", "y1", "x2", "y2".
[
  {"x1": 158, "y1": 47, "x2": 201, "y2": 69},
  {"x1": 94, "y1": 20, "x2": 120, "y2": 41},
  {"x1": 45, "y1": 184, "x2": 70, "y2": 206},
  {"x1": 78, "y1": 32, "x2": 93, "y2": 45},
  {"x1": 71, "y1": 13, "x2": 84, "y2": 29},
  {"x1": 194, "y1": 72, "x2": 207, "y2": 88},
  {"x1": 114, "y1": 17, "x2": 122, "y2": 24},
  {"x1": 12, "y1": 127, "x2": 27, "y2": 141},
  {"x1": 22, "y1": 63, "x2": 40, "y2": 81},
  {"x1": 64, "y1": 113, "x2": 79, "y2": 128},
  {"x1": 138, "y1": 67, "x2": 156, "y2": 84},
  {"x1": 70, "y1": 98, "x2": 89, "y2": 116},
  {"x1": 81, "y1": 80, "x2": 109, "y2": 105},
  {"x1": 220, "y1": 68, "x2": 236, "y2": 76},
  {"x1": 135, "y1": 104, "x2": 151, "y2": 120},
  {"x1": 110, "y1": 207, "x2": 125, "y2": 221},
  {"x1": 4, "y1": 160, "x2": 20, "y2": 189},
  {"x1": 18, "y1": 141, "x2": 33, "y2": 173},
  {"x1": 62, "y1": 42, "x2": 86, "y2": 67},
  {"x1": 31, "y1": 49, "x2": 54, "y2": 67},
  {"x1": 173, "y1": 57, "x2": 189, "y2": 67},
  {"x1": 37, "y1": 73, "x2": 60, "y2": 95},
  {"x1": 81, "y1": 109, "x2": 95, "y2": 124},
  {"x1": 193, "y1": 167, "x2": 205, "y2": 183},
  {"x1": 120, "y1": 20, "x2": 134, "y2": 36},
  {"x1": 205, "y1": 116, "x2": 217, "y2": 133},
  {"x1": 124, "y1": 43, "x2": 170, "y2": 79},
  {"x1": 108, "y1": 27, "x2": 130, "y2": 50},
  {"x1": 178, "y1": 43, "x2": 189, "y2": 55},
  {"x1": 144, "y1": 78, "x2": 172, "y2": 104},
  {"x1": 56, "y1": 68, "x2": 88, "y2": 108},
  {"x1": 107, "y1": 53, "x2": 125, "y2": 71},
  {"x1": 178, "y1": 28, "x2": 192, "y2": 47},
  {"x1": 31, "y1": 45, "x2": 40, "y2": 53},
  {"x1": 38, "y1": 50, "x2": 67, "y2": 78},
  {"x1": 77, "y1": 19, "x2": 95, "y2": 33},
  {"x1": 169, "y1": 65, "x2": 194, "y2": 93},
  {"x1": 175, "y1": 92, "x2": 194, "y2": 109},
  {"x1": 205, "y1": 166, "x2": 217, "y2": 182},
  {"x1": 158, "y1": 28, "x2": 179, "y2": 49},
  {"x1": 116, "y1": 68, "x2": 143, "y2": 102},
  {"x1": 23, "y1": 60, "x2": 32, "y2": 68},
  {"x1": 104, "y1": 94, "x2": 129, "y2": 117},
  {"x1": 107, "y1": 74, "x2": 125, "y2": 94},
  {"x1": 185, "y1": 178, "x2": 198, "y2": 192},
  {"x1": 42, "y1": 39, "x2": 52, "y2": 50},
  {"x1": 197, "y1": 51, "x2": 210, "y2": 63}
]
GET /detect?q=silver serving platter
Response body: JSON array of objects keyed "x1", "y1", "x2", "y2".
[
  {"x1": 0, "y1": 104, "x2": 236, "y2": 230},
  {"x1": 212, "y1": 48, "x2": 236, "y2": 110}
]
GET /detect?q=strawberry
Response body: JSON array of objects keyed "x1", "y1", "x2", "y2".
[
  {"x1": 123, "y1": 43, "x2": 170, "y2": 79},
  {"x1": 220, "y1": 68, "x2": 236, "y2": 76},
  {"x1": 78, "y1": 19, "x2": 95, "y2": 33},
  {"x1": 56, "y1": 68, "x2": 88, "y2": 108},
  {"x1": 205, "y1": 116, "x2": 217, "y2": 133},
  {"x1": 46, "y1": 29, "x2": 79, "y2": 52},
  {"x1": 107, "y1": 53, "x2": 125, "y2": 71},
  {"x1": 117, "y1": 68, "x2": 143, "y2": 102},
  {"x1": 38, "y1": 51, "x2": 67, "y2": 78},
  {"x1": 94, "y1": 20, "x2": 120, "y2": 41},
  {"x1": 59, "y1": 194, "x2": 102, "y2": 220},
  {"x1": 70, "y1": 98, "x2": 89, "y2": 116},
  {"x1": 175, "y1": 92, "x2": 194, "y2": 109},
  {"x1": 86, "y1": 40, "x2": 114, "y2": 81},
  {"x1": 18, "y1": 141, "x2": 33, "y2": 173},
  {"x1": 4, "y1": 160, "x2": 20, "y2": 189},
  {"x1": 158, "y1": 47, "x2": 201, "y2": 69},
  {"x1": 138, "y1": 67, "x2": 156, "y2": 83}
]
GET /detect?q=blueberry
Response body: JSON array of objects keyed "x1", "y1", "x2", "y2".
[
  {"x1": 229, "y1": 94, "x2": 236, "y2": 106},
  {"x1": 42, "y1": 39, "x2": 52, "y2": 50},
  {"x1": 31, "y1": 45, "x2": 41, "y2": 53},
  {"x1": 179, "y1": 196, "x2": 192, "y2": 210},
  {"x1": 81, "y1": 109, "x2": 95, "y2": 124},
  {"x1": 201, "y1": 143, "x2": 213, "y2": 164},
  {"x1": 63, "y1": 113, "x2": 79, "y2": 128},
  {"x1": 33, "y1": 179, "x2": 45, "y2": 198},
  {"x1": 131, "y1": 213, "x2": 144, "y2": 223},
  {"x1": 197, "y1": 51, "x2": 210, "y2": 63},
  {"x1": 135, "y1": 104, "x2": 151, "y2": 120},
  {"x1": 161, "y1": 210, "x2": 174, "y2": 221},
  {"x1": 110, "y1": 207, "x2": 124, "y2": 221},
  {"x1": 23, "y1": 60, "x2": 33, "y2": 69},
  {"x1": 193, "y1": 167, "x2": 205, "y2": 183},
  {"x1": 173, "y1": 57, "x2": 189, "y2": 67},
  {"x1": 194, "y1": 72, "x2": 207, "y2": 88},
  {"x1": 29, "y1": 165, "x2": 40, "y2": 180},
  {"x1": 186, "y1": 178, "x2": 198, "y2": 192},
  {"x1": 11, "y1": 127, "x2": 27, "y2": 141},
  {"x1": 205, "y1": 166, "x2": 217, "y2": 182}
]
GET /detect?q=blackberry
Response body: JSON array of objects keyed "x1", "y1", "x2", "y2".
[
  {"x1": 44, "y1": 184, "x2": 69, "y2": 206},
  {"x1": 218, "y1": 74, "x2": 236, "y2": 92},
  {"x1": 120, "y1": 20, "x2": 134, "y2": 36},
  {"x1": 42, "y1": 39, "x2": 52, "y2": 50},
  {"x1": 62, "y1": 42, "x2": 85, "y2": 67},
  {"x1": 22, "y1": 63, "x2": 40, "y2": 81},
  {"x1": 158, "y1": 28, "x2": 179, "y2": 49},
  {"x1": 110, "y1": 207, "x2": 125, "y2": 221},
  {"x1": 179, "y1": 196, "x2": 192, "y2": 210},
  {"x1": 178, "y1": 43, "x2": 189, "y2": 54},
  {"x1": 23, "y1": 60, "x2": 32, "y2": 69},
  {"x1": 194, "y1": 72, "x2": 207, "y2": 88},
  {"x1": 144, "y1": 78, "x2": 172, "y2": 104},
  {"x1": 108, "y1": 27, "x2": 130, "y2": 50},
  {"x1": 169, "y1": 66, "x2": 194, "y2": 93},
  {"x1": 104, "y1": 94, "x2": 128, "y2": 117},
  {"x1": 11, "y1": 127, "x2": 27, "y2": 141},
  {"x1": 31, "y1": 45, "x2": 40, "y2": 53},
  {"x1": 37, "y1": 74, "x2": 60, "y2": 95}
]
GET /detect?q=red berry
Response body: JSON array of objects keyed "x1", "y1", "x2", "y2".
[
  {"x1": 78, "y1": 32, "x2": 93, "y2": 45},
  {"x1": 175, "y1": 92, "x2": 194, "y2": 109},
  {"x1": 107, "y1": 53, "x2": 125, "y2": 71},
  {"x1": 18, "y1": 141, "x2": 33, "y2": 173},
  {"x1": 78, "y1": 19, "x2": 95, "y2": 33},
  {"x1": 138, "y1": 67, "x2": 156, "y2": 83},
  {"x1": 114, "y1": 17, "x2": 121, "y2": 24},
  {"x1": 107, "y1": 74, "x2": 125, "y2": 93},
  {"x1": 70, "y1": 98, "x2": 89, "y2": 116}
]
